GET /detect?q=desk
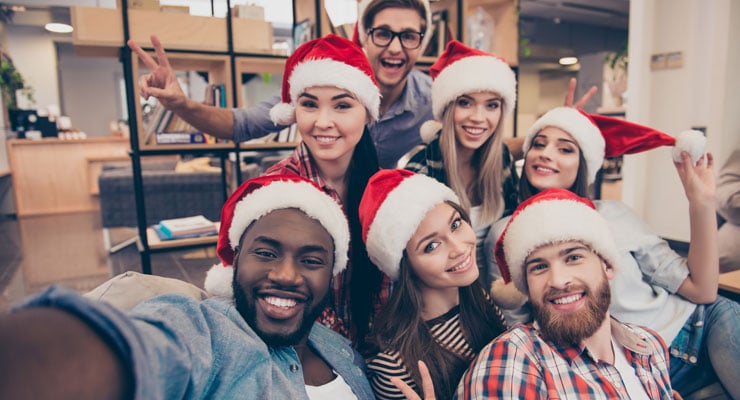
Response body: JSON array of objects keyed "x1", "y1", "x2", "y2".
[
  {"x1": 7, "y1": 137, "x2": 129, "y2": 216},
  {"x1": 718, "y1": 270, "x2": 740, "y2": 295}
]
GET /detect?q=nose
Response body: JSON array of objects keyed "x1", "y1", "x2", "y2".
[
  {"x1": 268, "y1": 258, "x2": 302, "y2": 286},
  {"x1": 448, "y1": 235, "x2": 468, "y2": 259},
  {"x1": 539, "y1": 144, "x2": 555, "y2": 160},
  {"x1": 545, "y1": 263, "x2": 572, "y2": 289},
  {"x1": 387, "y1": 34, "x2": 403, "y2": 52},
  {"x1": 470, "y1": 105, "x2": 485, "y2": 121},
  {"x1": 315, "y1": 107, "x2": 334, "y2": 129}
]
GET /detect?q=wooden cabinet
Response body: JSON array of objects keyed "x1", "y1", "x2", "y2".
[{"x1": 7, "y1": 137, "x2": 130, "y2": 216}]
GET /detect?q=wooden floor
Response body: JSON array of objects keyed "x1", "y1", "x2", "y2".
[{"x1": 0, "y1": 211, "x2": 219, "y2": 312}]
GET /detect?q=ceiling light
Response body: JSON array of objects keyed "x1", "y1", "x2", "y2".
[
  {"x1": 44, "y1": 22, "x2": 73, "y2": 34},
  {"x1": 559, "y1": 56, "x2": 578, "y2": 66}
]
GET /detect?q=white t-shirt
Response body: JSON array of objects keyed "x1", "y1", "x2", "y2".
[
  {"x1": 305, "y1": 373, "x2": 358, "y2": 400},
  {"x1": 612, "y1": 338, "x2": 650, "y2": 400}
]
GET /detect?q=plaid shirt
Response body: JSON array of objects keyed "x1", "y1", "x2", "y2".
[
  {"x1": 264, "y1": 143, "x2": 392, "y2": 347},
  {"x1": 456, "y1": 319, "x2": 673, "y2": 399},
  {"x1": 404, "y1": 135, "x2": 520, "y2": 217}
]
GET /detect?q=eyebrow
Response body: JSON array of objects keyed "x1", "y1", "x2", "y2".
[
  {"x1": 459, "y1": 94, "x2": 502, "y2": 102},
  {"x1": 413, "y1": 209, "x2": 458, "y2": 252},
  {"x1": 534, "y1": 133, "x2": 578, "y2": 146},
  {"x1": 297, "y1": 92, "x2": 356, "y2": 102}
]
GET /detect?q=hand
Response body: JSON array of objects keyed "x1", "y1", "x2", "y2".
[
  {"x1": 390, "y1": 360, "x2": 436, "y2": 400},
  {"x1": 127, "y1": 35, "x2": 189, "y2": 112},
  {"x1": 672, "y1": 389, "x2": 684, "y2": 400},
  {"x1": 563, "y1": 77, "x2": 598, "y2": 108},
  {"x1": 674, "y1": 151, "x2": 716, "y2": 205}
]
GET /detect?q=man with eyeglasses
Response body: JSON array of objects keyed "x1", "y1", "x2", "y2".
[{"x1": 129, "y1": 0, "x2": 435, "y2": 168}]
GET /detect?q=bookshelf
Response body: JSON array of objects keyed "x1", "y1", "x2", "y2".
[{"x1": 72, "y1": 1, "x2": 301, "y2": 274}]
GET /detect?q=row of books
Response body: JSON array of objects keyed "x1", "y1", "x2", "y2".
[
  {"x1": 143, "y1": 83, "x2": 230, "y2": 145},
  {"x1": 154, "y1": 215, "x2": 218, "y2": 240}
]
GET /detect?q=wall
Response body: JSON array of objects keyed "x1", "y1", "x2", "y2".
[
  {"x1": 623, "y1": 0, "x2": 740, "y2": 241},
  {"x1": 516, "y1": 65, "x2": 573, "y2": 138},
  {"x1": 57, "y1": 42, "x2": 123, "y2": 137},
  {"x1": 6, "y1": 25, "x2": 59, "y2": 111}
]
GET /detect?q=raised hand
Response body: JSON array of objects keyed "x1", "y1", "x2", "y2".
[
  {"x1": 127, "y1": 35, "x2": 189, "y2": 112},
  {"x1": 391, "y1": 360, "x2": 437, "y2": 400},
  {"x1": 674, "y1": 151, "x2": 716, "y2": 205},
  {"x1": 563, "y1": 77, "x2": 599, "y2": 108}
]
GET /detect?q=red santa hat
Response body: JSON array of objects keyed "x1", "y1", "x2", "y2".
[
  {"x1": 493, "y1": 188, "x2": 621, "y2": 297},
  {"x1": 429, "y1": 40, "x2": 517, "y2": 121},
  {"x1": 359, "y1": 169, "x2": 458, "y2": 280},
  {"x1": 204, "y1": 175, "x2": 350, "y2": 298},
  {"x1": 269, "y1": 34, "x2": 380, "y2": 126},
  {"x1": 524, "y1": 107, "x2": 707, "y2": 184},
  {"x1": 351, "y1": 0, "x2": 433, "y2": 51}
]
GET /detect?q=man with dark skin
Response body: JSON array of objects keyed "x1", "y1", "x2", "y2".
[{"x1": 0, "y1": 175, "x2": 374, "y2": 399}]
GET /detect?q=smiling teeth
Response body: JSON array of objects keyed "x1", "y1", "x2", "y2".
[
  {"x1": 264, "y1": 296, "x2": 297, "y2": 309},
  {"x1": 552, "y1": 294, "x2": 582, "y2": 305},
  {"x1": 464, "y1": 127, "x2": 485, "y2": 135},
  {"x1": 448, "y1": 255, "x2": 471, "y2": 272},
  {"x1": 315, "y1": 136, "x2": 338, "y2": 143},
  {"x1": 535, "y1": 166, "x2": 555, "y2": 173}
]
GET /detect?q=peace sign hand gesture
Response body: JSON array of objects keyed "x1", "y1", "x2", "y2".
[
  {"x1": 391, "y1": 361, "x2": 437, "y2": 400},
  {"x1": 127, "y1": 35, "x2": 189, "y2": 112}
]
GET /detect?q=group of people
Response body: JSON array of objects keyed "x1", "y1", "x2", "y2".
[{"x1": 0, "y1": 0, "x2": 737, "y2": 399}]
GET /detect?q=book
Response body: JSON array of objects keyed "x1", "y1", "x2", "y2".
[
  {"x1": 158, "y1": 215, "x2": 217, "y2": 238},
  {"x1": 152, "y1": 224, "x2": 217, "y2": 241},
  {"x1": 155, "y1": 132, "x2": 207, "y2": 144}
]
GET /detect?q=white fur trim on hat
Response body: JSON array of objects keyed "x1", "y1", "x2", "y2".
[
  {"x1": 502, "y1": 198, "x2": 620, "y2": 295},
  {"x1": 269, "y1": 102, "x2": 296, "y2": 126},
  {"x1": 419, "y1": 120, "x2": 442, "y2": 144},
  {"x1": 365, "y1": 174, "x2": 459, "y2": 280},
  {"x1": 672, "y1": 129, "x2": 706, "y2": 164},
  {"x1": 524, "y1": 107, "x2": 605, "y2": 184},
  {"x1": 285, "y1": 58, "x2": 380, "y2": 122},
  {"x1": 205, "y1": 263, "x2": 234, "y2": 299},
  {"x1": 432, "y1": 55, "x2": 517, "y2": 120},
  {"x1": 357, "y1": 0, "x2": 433, "y2": 51}
]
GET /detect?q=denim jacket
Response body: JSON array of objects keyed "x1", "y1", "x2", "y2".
[{"x1": 16, "y1": 287, "x2": 374, "y2": 400}]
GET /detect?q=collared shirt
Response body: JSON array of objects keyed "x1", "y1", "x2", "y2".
[
  {"x1": 16, "y1": 286, "x2": 375, "y2": 400},
  {"x1": 264, "y1": 143, "x2": 393, "y2": 347},
  {"x1": 232, "y1": 69, "x2": 433, "y2": 169},
  {"x1": 455, "y1": 319, "x2": 673, "y2": 399}
]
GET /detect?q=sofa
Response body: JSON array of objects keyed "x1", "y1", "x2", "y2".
[{"x1": 98, "y1": 158, "x2": 260, "y2": 251}]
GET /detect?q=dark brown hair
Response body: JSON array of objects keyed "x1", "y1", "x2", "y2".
[
  {"x1": 362, "y1": 0, "x2": 427, "y2": 33},
  {"x1": 372, "y1": 201, "x2": 506, "y2": 399}
]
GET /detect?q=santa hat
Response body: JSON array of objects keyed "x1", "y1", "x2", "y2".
[
  {"x1": 269, "y1": 34, "x2": 380, "y2": 125},
  {"x1": 352, "y1": 0, "x2": 433, "y2": 52},
  {"x1": 430, "y1": 40, "x2": 517, "y2": 120},
  {"x1": 204, "y1": 175, "x2": 350, "y2": 298},
  {"x1": 524, "y1": 107, "x2": 707, "y2": 184},
  {"x1": 493, "y1": 188, "x2": 621, "y2": 297},
  {"x1": 359, "y1": 169, "x2": 458, "y2": 280}
]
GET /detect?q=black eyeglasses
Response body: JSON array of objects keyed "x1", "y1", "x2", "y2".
[{"x1": 367, "y1": 27, "x2": 424, "y2": 50}]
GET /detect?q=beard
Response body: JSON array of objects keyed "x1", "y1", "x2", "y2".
[
  {"x1": 531, "y1": 278, "x2": 611, "y2": 347},
  {"x1": 233, "y1": 277, "x2": 329, "y2": 347}
]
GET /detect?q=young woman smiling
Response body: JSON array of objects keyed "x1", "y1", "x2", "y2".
[
  {"x1": 262, "y1": 34, "x2": 388, "y2": 356},
  {"x1": 359, "y1": 169, "x2": 506, "y2": 400}
]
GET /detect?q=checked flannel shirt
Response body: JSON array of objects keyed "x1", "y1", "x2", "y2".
[{"x1": 456, "y1": 318, "x2": 673, "y2": 399}]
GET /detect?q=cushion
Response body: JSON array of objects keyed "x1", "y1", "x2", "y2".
[{"x1": 84, "y1": 271, "x2": 209, "y2": 311}]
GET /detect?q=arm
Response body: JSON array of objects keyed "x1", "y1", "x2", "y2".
[
  {"x1": 716, "y1": 150, "x2": 740, "y2": 224},
  {"x1": 0, "y1": 308, "x2": 132, "y2": 399},
  {"x1": 674, "y1": 152, "x2": 719, "y2": 303},
  {"x1": 128, "y1": 35, "x2": 236, "y2": 140}
]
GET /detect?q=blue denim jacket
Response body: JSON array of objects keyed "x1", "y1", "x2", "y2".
[
  {"x1": 232, "y1": 69, "x2": 433, "y2": 169},
  {"x1": 16, "y1": 287, "x2": 374, "y2": 400}
]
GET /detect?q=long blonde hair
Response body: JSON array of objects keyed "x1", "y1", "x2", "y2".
[{"x1": 439, "y1": 98, "x2": 507, "y2": 226}]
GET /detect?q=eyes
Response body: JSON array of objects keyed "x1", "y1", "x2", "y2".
[
  {"x1": 250, "y1": 248, "x2": 328, "y2": 270},
  {"x1": 456, "y1": 97, "x2": 501, "y2": 110},
  {"x1": 530, "y1": 138, "x2": 577, "y2": 154},
  {"x1": 526, "y1": 253, "x2": 586, "y2": 275},
  {"x1": 423, "y1": 216, "x2": 464, "y2": 254}
]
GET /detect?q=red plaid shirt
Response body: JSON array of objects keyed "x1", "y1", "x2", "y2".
[
  {"x1": 456, "y1": 318, "x2": 673, "y2": 399},
  {"x1": 264, "y1": 143, "x2": 392, "y2": 347}
]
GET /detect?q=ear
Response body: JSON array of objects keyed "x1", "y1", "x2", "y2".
[{"x1": 602, "y1": 258, "x2": 615, "y2": 280}]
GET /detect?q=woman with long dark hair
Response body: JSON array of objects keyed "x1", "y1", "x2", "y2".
[{"x1": 359, "y1": 169, "x2": 506, "y2": 399}]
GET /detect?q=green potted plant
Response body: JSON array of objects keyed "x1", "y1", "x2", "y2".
[{"x1": 0, "y1": 59, "x2": 34, "y2": 110}]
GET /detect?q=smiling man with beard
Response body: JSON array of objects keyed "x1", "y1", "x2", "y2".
[
  {"x1": 0, "y1": 175, "x2": 375, "y2": 400},
  {"x1": 456, "y1": 188, "x2": 676, "y2": 400}
]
